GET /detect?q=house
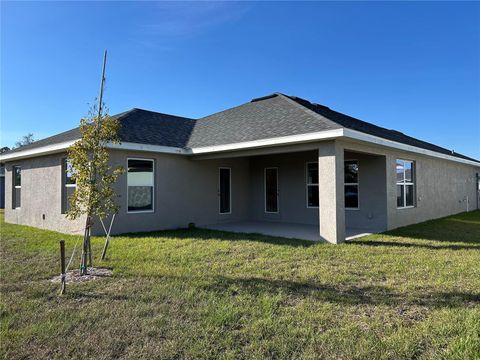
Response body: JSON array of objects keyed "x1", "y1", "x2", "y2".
[
  {"x1": 0, "y1": 163, "x2": 5, "y2": 209},
  {"x1": 1, "y1": 93, "x2": 479, "y2": 243}
]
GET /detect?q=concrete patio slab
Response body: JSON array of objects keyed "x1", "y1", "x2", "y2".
[{"x1": 201, "y1": 221, "x2": 380, "y2": 242}]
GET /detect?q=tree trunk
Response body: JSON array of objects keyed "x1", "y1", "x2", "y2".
[
  {"x1": 80, "y1": 225, "x2": 88, "y2": 275},
  {"x1": 87, "y1": 226, "x2": 93, "y2": 267},
  {"x1": 80, "y1": 215, "x2": 93, "y2": 275}
]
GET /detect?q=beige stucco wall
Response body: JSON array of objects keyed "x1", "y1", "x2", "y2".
[
  {"x1": 318, "y1": 141, "x2": 346, "y2": 243},
  {"x1": 3, "y1": 139, "x2": 479, "y2": 240},
  {"x1": 338, "y1": 140, "x2": 479, "y2": 231},
  {"x1": 3, "y1": 150, "x2": 251, "y2": 235},
  {"x1": 3, "y1": 154, "x2": 86, "y2": 234},
  {"x1": 106, "y1": 150, "x2": 250, "y2": 234},
  {"x1": 344, "y1": 151, "x2": 388, "y2": 231},
  {"x1": 248, "y1": 151, "x2": 319, "y2": 225}
]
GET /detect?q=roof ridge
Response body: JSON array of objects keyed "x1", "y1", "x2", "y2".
[
  {"x1": 289, "y1": 96, "x2": 479, "y2": 162},
  {"x1": 250, "y1": 93, "x2": 279, "y2": 102},
  {"x1": 275, "y1": 93, "x2": 343, "y2": 130},
  {"x1": 196, "y1": 97, "x2": 259, "y2": 122},
  {"x1": 119, "y1": 108, "x2": 196, "y2": 121},
  {"x1": 113, "y1": 108, "x2": 139, "y2": 121}
]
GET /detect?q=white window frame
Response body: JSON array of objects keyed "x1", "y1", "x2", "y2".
[
  {"x1": 62, "y1": 159, "x2": 77, "y2": 214},
  {"x1": 127, "y1": 157, "x2": 155, "y2": 214},
  {"x1": 305, "y1": 162, "x2": 319, "y2": 208},
  {"x1": 218, "y1": 167, "x2": 232, "y2": 215},
  {"x1": 264, "y1": 167, "x2": 279, "y2": 214},
  {"x1": 396, "y1": 159, "x2": 415, "y2": 209},
  {"x1": 344, "y1": 159, "x2": 360, "y2": 210},
  {"x1": 12, "y1": 166, "x2": 21, "y2": 209},
  {"x1": 64, "y1": 159, "x2": 77, "y2": 189}
]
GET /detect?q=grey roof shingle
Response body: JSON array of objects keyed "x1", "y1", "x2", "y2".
[
  {"x1": 3, "y1": 93, "x2": 478, "y2": 163},
  {"x1": 284, "y1": 94, "x2": 478, "y2": 162},
  {"x1": 4, "y1": 109, "x2": 195, "y2": 154},
  {"x1": 116, "y1": 109, "x2": 195, "y2": 147},
  {"x1": 186, "y1": 94, "x2": 341, "y2": 148},
  {"x1": 187, "y1": 93, "x2": 478, "y2": 162},
  {"x1": 4, "y1": 127, "x2": 82, "y2": 155}
]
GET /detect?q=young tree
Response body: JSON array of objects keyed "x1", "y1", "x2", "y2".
[
  {"x1": 65, "y1": 50, "x2": 123, "y2": 274},
  {"x1": 66, "y1": 104, "x2": 124, "y2": 274}
]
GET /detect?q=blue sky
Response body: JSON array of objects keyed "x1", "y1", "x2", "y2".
[{"x1": 1, "y1": 1, "x2": 479, "y2": 158}]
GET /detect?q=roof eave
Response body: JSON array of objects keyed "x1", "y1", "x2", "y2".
[
  {"x1": 0, "y1": 140, "x2": 189, "y2": 162},
  {"x1": 189, "y1": 129, "x2": 344, "y2": 154},
  {"x1": 342, "y1": 129, "x2": 480, "y2": 167},
  {"x1": 0, "y1": 140, "x2": 78, "y2": 162},
  {"x1": 1, "y1": 128, "x2": 478, "y2": 167}
]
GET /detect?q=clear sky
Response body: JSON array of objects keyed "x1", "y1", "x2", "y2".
[{"x1": 1, "y1": 1, "x2": 479, "y2": 158}]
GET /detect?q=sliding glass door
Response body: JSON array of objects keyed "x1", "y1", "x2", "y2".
[
  {"x1": 219, "y1": 168, "x2": 231, "y2": 214},
  {"x1": 265, "y1": 167, "x2": 278, "y2": 213}
]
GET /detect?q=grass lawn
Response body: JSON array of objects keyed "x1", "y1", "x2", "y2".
[{"x1": 1, "y1": 210, "x2": 479, "y2": 359}]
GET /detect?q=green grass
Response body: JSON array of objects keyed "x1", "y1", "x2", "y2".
[{"x1": 1, "y1": 209, "x2": 479, "y2": 359}]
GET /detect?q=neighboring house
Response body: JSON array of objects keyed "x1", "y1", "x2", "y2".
[
  {"x1": 1, "y1": 93, "x2": 479, "y2": 244},
  {"x1": 0, "y1": 163, "x2": 4, "y2": 209}
]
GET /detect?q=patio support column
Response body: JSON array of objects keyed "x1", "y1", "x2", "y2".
[{"x1": 318, "y1": 140, "x2": 345, "y2": 244}]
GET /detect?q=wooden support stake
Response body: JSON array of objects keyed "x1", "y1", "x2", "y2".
[
  {"x1": 80, "y1": 224, "x2": 88, "y2": 275},
  {"x1": 87, "y1": 227, "x2": 93, "y2": 267},
  {"x1": 60, "y1": 240, "x2": 66, "y2": 295},
  {"x1": 101, "y1": 213, "x2": 116, "y2": 260}
]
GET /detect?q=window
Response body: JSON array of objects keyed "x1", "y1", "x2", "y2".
[
  {"x1": 219, "y1": 168, "x2": 231, "y2": 214},
  {"x1": 344, "y1": 160, "x2": 359, "y2": 209},
  {"x1": 12, "y1": 166, "x2": 21, "y2": 209},
  {"x1": 265, "y1": 167, "x2": 279, "y2": 213},
  {"x1": 396, "y1": 159, "x2": 415, "y2": 208},
  {"x1": 127, "y1": 158, "x2": 154, "y2": 213},
  {"x1": 62, "y1": 159, "x2": 76, "y2": 213},
  {"x1": 306, "y1": 162, "x2": 318, "y2": 208}
]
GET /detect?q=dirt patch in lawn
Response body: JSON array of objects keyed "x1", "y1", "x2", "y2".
[{"x1": 50, "y1": 267, "x2": 112, "y2": 283}]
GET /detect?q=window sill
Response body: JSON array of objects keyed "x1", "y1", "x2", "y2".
[
  {"x1": 397, "y1": 206, "x2": 415, "y2": 210},
  {"x1": 346, "y1": 208, "x2": 360, "y2": 211},
  {"x1": 127, "y1": 210, "x2": 154, "y2": 214}
]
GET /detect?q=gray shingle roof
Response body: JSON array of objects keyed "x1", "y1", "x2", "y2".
[
  {"x1": 284, "y1": 94, "x2": 478, "y2": 162},
  {"x1": 188, "y1": 93, "x2": 478, "y2": 162},
  {"x1": 4, "y1": 127, "x2": 81, "y2": 155},
  {"x1": 116, "y1": 108, "x2": 195, "y2": 147},
  {"x1": 4, "y1": 109, "x2": 195, "y2": 154},
  {"x1": 186, "y1": 94, "x2": 341, "y2": 147},
  {"x1": 3, "y1": 93, "x2": 478, "y2": 163}
]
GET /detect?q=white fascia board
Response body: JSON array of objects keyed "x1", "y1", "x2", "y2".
[
  {"x1": 0, "y1": 140, "x2": 188, "y2": 162},
  {"x1": 107, "y1": 142, "x2": 188, "y2": 155},
  {"x1": 2, "y1": 128, "x2": 478, "y2": 167},
  {"x1": 0, "y1": 140, "x2": 77, "y2": 162},
  {"x1": 343, "y1": 128, "x2": 480, "y2": 167},
  {"x1": 189, "y1": 129, "x2": 345, "y2": 154}
]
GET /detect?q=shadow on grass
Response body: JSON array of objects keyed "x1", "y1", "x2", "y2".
[
  {"x1": 350, "y1": 211, "x2": 480, "y2": 249},
  {"x1": 206, "y1": 276, "x2": 480, "y2": 308},
  {"x1": 71, "y1": 274, "x2": 479, "y2": 310},
  {"x1": 115, "y1": 211, "x2": 479, "y2": 249},
  {"x1": 383, "y1": 211, "x2": 480, "y2": 245},
  {"x1": 348, "y1": 240, "x2": 479, "y2": 250},
  {"x1": 117, "y1": 228, "x2": 318, "y2": 248}
]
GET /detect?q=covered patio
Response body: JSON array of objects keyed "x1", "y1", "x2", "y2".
[
  {"x1": 194, "y1": 141, "x2": 388, "y2": 243},
  {"x1": 201, "y1": 221, "x2": 380, "y2": 241}
]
